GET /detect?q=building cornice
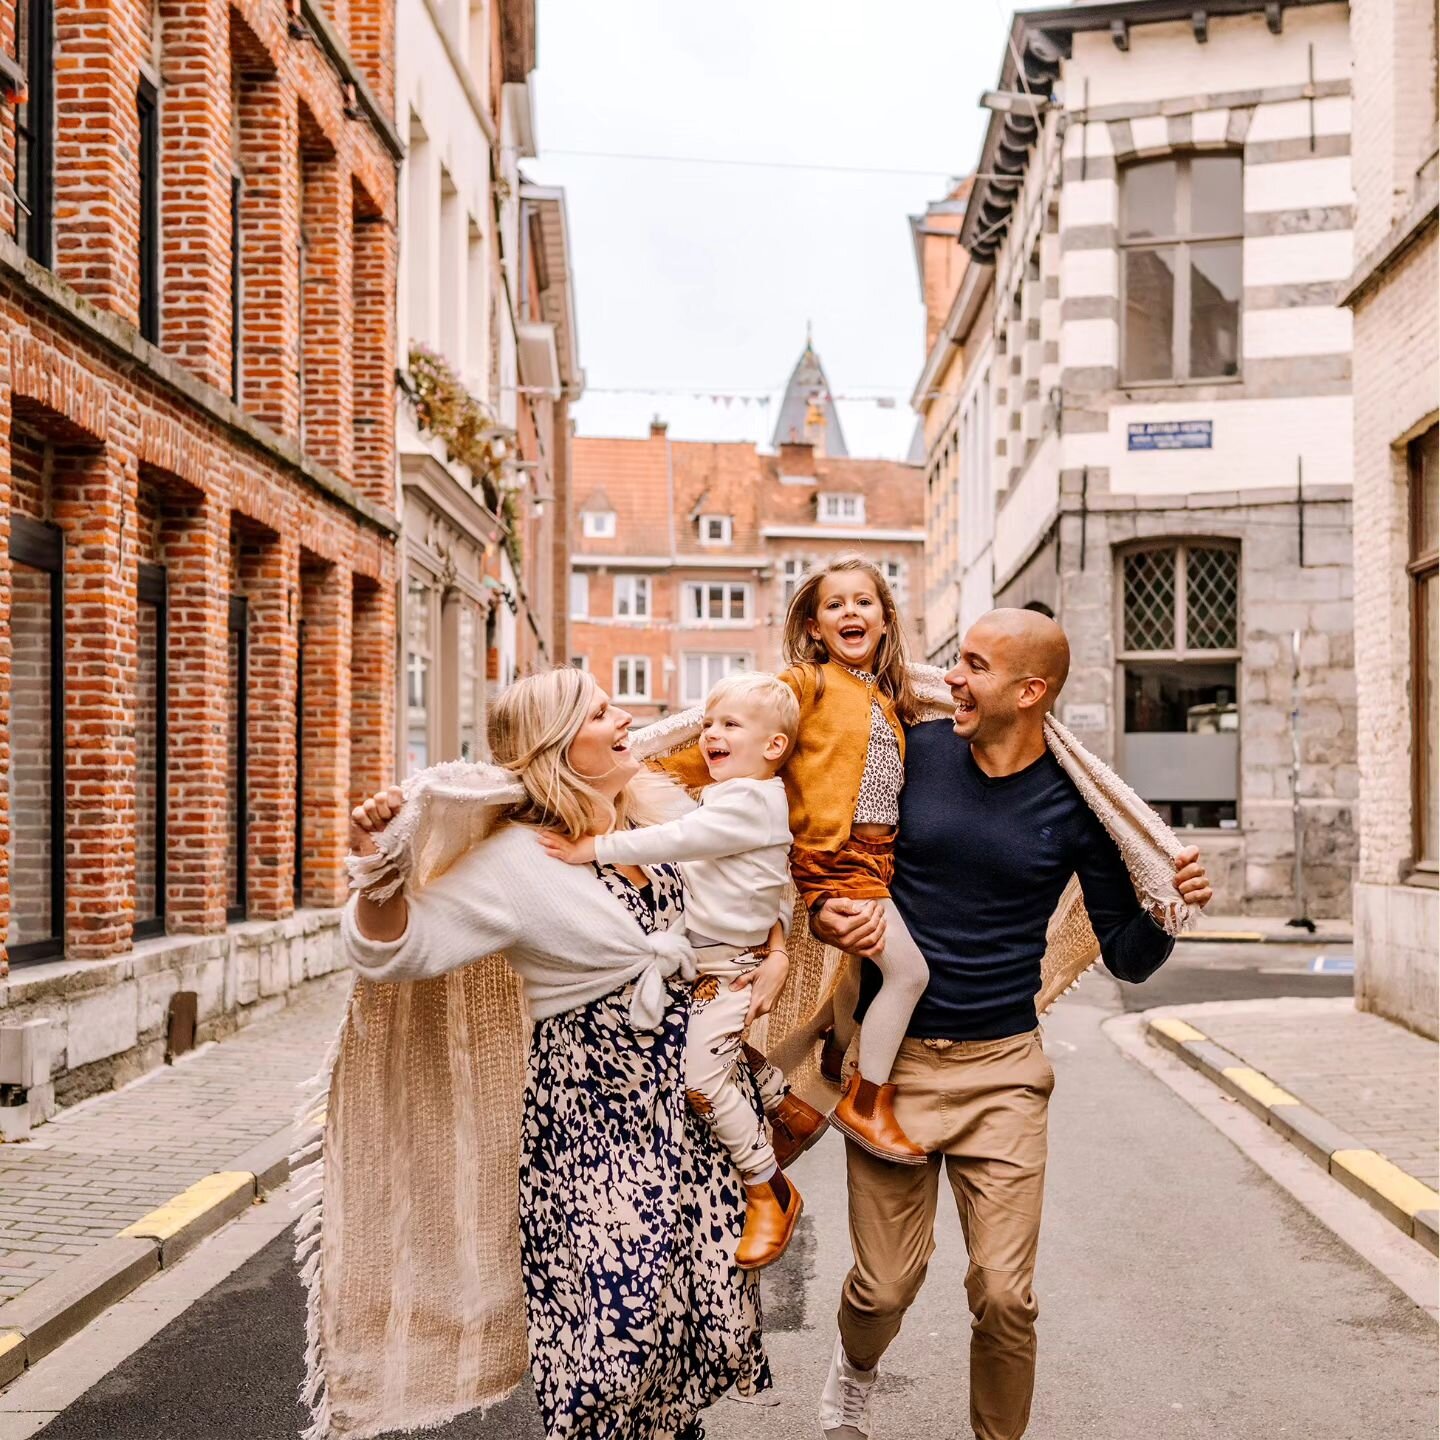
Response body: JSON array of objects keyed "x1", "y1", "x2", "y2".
[
  {"x1": 0, "y1": 236, "x2": 400, "y2": 538},
  {"x1": 300, "y1": 0, "x2": 405, "y2": 162},
  {"x1": 400, "y1": 450, "x2": 505, "y2": 544},
  {"x1": 760, "y1": 526, "x2": 925, "y2": 543},
  {"x1": 911, "y1": 261, "x2": 994, "y2": 413},
  {"x1": 960, "y1": 0, "x2": 1340, "y2": 263},
  {"x1": 570, "y1": 553, "x2": 771, "y2": 571},
  {"x1": 1340, "y1": 183, "x2": 1439, "y2": 310}
]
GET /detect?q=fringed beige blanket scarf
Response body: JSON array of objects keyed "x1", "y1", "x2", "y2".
[{"x1": 298, "y1": 665, "x2": 1197, "y2": 1439}]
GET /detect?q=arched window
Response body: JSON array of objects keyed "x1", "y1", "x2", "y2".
[{"x1": 1120, "y1": 154, "x2": 1242, "y2": 384}]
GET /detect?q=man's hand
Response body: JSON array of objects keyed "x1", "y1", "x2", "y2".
[
  {"x1": 537, "y1": 830, "x2": 597, "y2": 866},
  {"x1": 731, "y1": 948, "x2": 790, "y2": 1026},
  {"x1": 350, "y1": 786, "x2": 405, "y2": 858},
  {"x1": 1172, "y1": 846, "x2": 1213, "y2": 910},
  {"x1": 809, "y1": 898, "x2": 886, "y2": 958}
]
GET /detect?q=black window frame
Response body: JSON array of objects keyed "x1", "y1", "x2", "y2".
[
  {"x1": 230, "y1": 172, "x2": 243, "y2": 400},
  {"x1": 8, "y1": 515, "x2": 65, "y2": 965},
  {"x1": 227, "y1": 595, "x2": 249, "y2": 923},
  {"x1": 15, "y1": 0, "x2": 54, "y2": 265},
  {"x1": 137, "y1": 76, "x2": 160, "y2": 344},
  {"x1": 133, "y1": 562, "x2": 168, "y2": 940}
]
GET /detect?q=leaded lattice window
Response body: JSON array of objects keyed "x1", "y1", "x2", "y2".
[{"x1": 1118, "y1": 541, "x2": 1240, "y2": 831}]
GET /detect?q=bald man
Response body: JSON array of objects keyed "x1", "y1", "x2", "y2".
[{"x1": 813, "y1": 609, "x2": 1213, "y2": 1440}]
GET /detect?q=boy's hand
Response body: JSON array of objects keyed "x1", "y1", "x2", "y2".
[
  {"x1": 537, "y1": 830, "x2": 597, "y2": 866},
  {"x1": 732, "y1": 949, "x2": 790, "y2": 1026}
]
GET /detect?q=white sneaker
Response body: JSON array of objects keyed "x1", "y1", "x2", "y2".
[{"x1": 817, "y1": 1333, "x2": 877, "y2": 1438}]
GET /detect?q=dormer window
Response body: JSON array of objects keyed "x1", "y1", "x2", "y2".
[
  {"x1": 582, "y1": 510, "x2": 616, "y2": 539},
  {"x1": 699, "y1": 514, "x2": 733, "y2": 545},
  {"x1": 819, "y1": 493, "x2": 865, "y2": 524}
]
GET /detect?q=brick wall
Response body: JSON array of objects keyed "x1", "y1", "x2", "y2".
[{"x1": 0, "y1": 0, "x2": 402, "y2": 981}]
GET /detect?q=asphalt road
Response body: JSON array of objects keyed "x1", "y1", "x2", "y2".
[{"x1": 30, "y1": 945, "x2": 1438, "y2": 1440}]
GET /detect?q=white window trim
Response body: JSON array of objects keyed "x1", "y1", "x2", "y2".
[
  {"x1": 569, "y1": 571, "x2": 589, "y2": 619},
  {"x1": 680, "y1": 651, "x2": 753, "y2": 705},
  {"x1": 698, "y1": 514, "x2": 733, "y2": 546},
  {"x1": 680, "y1": 580, "x2": 752, "y2": 627},
  {"x1": 613, "y1": 573, "x2": 651, "y2": 621},
  {"x1": 818, "y1": 493, "x2": 865, "y2": 524},
  {"x1": 582, "y1": 510, "x2": 616, "y2": 539},
  {"x1": 614, "y1": 655, "x2": 651, "y2": 701}
]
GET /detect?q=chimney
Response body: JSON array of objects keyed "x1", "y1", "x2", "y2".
[
  {"x1": 779, "y1": 440, "x2": 815, "y2": 476},
  {"x1": 650, "y1": 416, "x2": 669, "y2": 438}
]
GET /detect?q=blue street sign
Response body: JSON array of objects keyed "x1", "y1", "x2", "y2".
[{"x1": 1127, "y1": 420, "x2": 1213, "y2": 451}]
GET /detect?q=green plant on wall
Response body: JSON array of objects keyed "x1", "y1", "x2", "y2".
[{"x1": 406, "y1": 343, "x2": 506, "y2": 515}]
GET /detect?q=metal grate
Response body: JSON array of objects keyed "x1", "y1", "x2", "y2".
[
  {"x1": 1186, "y1": 546, "x2": 1239, "y2": 649},
  {"x1": 1123, "y1": 548, "x2": 1177, "y2": 651}
]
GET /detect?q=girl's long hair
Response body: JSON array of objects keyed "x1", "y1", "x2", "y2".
[
  {"x1": 487, "y1": 666, "x2": 684, "y2": 838},
  {"x1": 781, "y1": 554, "x2": 919, "y2": 721}
]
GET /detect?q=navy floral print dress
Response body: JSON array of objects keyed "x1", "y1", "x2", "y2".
[{"x1": 517, "y1": 861, "x2": 772, "y2": 1440}]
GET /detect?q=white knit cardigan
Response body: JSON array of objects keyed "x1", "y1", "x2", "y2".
[
  {"x1": 297, "y1": 664, "x2": 1198, "y2": 1439},
  {"x1": 341, "y1": 823, "x2": 698, "y2": 1031}
]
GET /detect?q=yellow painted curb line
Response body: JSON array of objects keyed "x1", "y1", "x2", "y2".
[
  {"x1": 119, "y1": 1172, "x2": 253, "y2": 1243},
  {"x1": 1331, "y1": 1150, "x2": 1440, "y2": 1220},
  {"x1": 1221, "y1": 1066, "x2": 1300, "y2": 1109},
  {"x1": 1181, "y1": 931, "x2": 1265, "y2": 943},
  {"x1": 0, "y1": 1333, "x2": 22, "y2": 1361},
  {"x1": 1150, "y1": 1016, "x2": 1207, "y2": 1044}
]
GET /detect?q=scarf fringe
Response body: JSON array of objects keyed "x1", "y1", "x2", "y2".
[{"x1": 294, "y1": 977, "x2": 355, "y2": 1440}]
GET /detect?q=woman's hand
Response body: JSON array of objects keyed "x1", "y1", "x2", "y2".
[
  {"x1": 732, "y1": 949, "x2": 790, "y2": 1026},
  {"x1": 350, "y1": 785, "x2": 405, "y2": 857},
  {"x1": 537, "y1": 831, "x2": 597, "y2": 866},
  {"x1": 349, "y1": 785, "x2": 409, "y2": 943}
]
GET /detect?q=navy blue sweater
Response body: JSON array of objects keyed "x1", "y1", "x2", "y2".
[{"x1": 856, "y1": 720, "x2": 1174, "y2": 1041}]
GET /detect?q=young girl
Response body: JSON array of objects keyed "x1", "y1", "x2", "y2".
[{"x1": 775, "y1": 555, "x2": 930, "y2": 1163}]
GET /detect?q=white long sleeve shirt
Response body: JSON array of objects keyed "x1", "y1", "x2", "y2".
[{"x1": 593, "y1": 776, "x2": 792, "y2": 949}]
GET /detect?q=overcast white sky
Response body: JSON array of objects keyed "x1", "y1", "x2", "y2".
[{"x1": 523, "y1": 1, "x2": 1020, "y2": 460}]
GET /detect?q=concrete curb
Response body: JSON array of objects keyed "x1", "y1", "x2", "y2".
[
  {"x1": 1146, "y1": 1014, "x2": 1439, "y2": 1256},
  {"x1": 1178, "y1": 929, "x2": 1353, "y2": 945},
  {"x1": 0, "y1": 1123, "x2": 298, "y2": 1388}
]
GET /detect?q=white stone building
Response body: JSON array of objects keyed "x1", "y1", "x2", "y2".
[
  {"x1": 946, "y1": 0, "x2": 1358, "y2": 917},
  {"x1": 1341, "y1": 0, "x2": 1437, "y2": 1035},
  {"x1": 394, "y1": 0, "x2": 580, "y2": 774}
]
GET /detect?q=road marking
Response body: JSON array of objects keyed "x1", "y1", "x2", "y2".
[
  {"x1": 1331, "y1": 1150, "x2": 1440, "y2": 1220},
  {"x1": 118, "y1": 1172, "x2": 253, "y2": 1243},
  {"x1": 1106, "y1": 1012, "x2": 1438, "y2": 1320},
  {"x1": 1221, "y1": 1066, "x2": 1300, "y2": 1109},
  {"x1": 1150, "y1": 1016, "x2": 1206, "y2": 1044},
  {"x1": 1, "y1": 1188, "x2": 295, "y2": 1424}
]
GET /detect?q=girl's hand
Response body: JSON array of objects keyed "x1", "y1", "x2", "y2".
[
  {"x1": 538, "y1": 830, "x2": 597, "y2": 866},
  {"x1": 732, "y1": 949, "x2": 790, "y2": 1026},
  {"x1": 350, "y1": 786, "x2": 405, "y2": 857}
]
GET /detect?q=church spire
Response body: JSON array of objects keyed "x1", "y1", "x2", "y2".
[{"x1": 771, "y1": 335, "x2": 848, "y2": 458}]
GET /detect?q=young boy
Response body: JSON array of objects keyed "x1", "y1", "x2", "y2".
[{"x1": 539, "y1": 671, "x2": 825, "y2": 1269}]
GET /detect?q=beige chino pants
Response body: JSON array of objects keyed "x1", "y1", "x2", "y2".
[{"x1": 838, "y1": 1029, "x2": 1053, "y2": 1440}]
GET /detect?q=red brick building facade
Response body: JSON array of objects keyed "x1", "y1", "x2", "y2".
[
  {"x1": 569, "y1": 421, "x2": 925, "y2": 719},
  {"x1": 0, "y1": 0, "x2": 399, "y2": 1102}
]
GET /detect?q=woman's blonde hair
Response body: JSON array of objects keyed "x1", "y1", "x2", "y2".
[
  {"x1": 487, "y1": 666, "x2": 683, "y2": 838},
  {"x1": 781, "y1": 554, "x2": 919, "y2": 721}
]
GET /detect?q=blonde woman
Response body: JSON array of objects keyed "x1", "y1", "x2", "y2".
[{"x1": 342, "y1": 667, "x2": 770, "y2": 1440}]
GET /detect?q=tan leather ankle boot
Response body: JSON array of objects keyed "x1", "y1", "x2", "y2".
[
  {"x1": 830, "y1": 1073, "x2": 928, "y2": 1165},
  {"x1": 770, "y1": 1092, "x2": 829, "y2": 1169},
  {"x1": 736, "y1": 1175, "x2": 803, "y2": 1270}
]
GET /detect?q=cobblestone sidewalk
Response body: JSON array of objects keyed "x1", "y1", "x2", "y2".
[
  {"x1": 0, "y1": 976, "x2": 349, "y2": 1305},
  {"x1": 1190, "y1": 998, "x2": 1438, "y2": 1190}
]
